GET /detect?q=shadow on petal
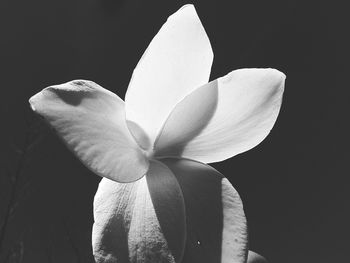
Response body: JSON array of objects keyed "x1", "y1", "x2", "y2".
[
  {"x1": 154, "y1": 81, "x2": 218, "y2": 157},
  {"x1": 92, "y1": 180, "x2": 137, "y2": 262},
  {"x1": 147, "y1": 161, "x2": 186, "y2": 263},
  {"x1": 162, "y1": 158, "x2": 222, "y2": 263},
  {"x1": 93, "y1": 163, "x2": 186, "y2": 263},
  {"x1": 92, "y1": 159, "x2": 247, "y2": 263},
  {"x1": 156, "y1": 68, "x2": 286, "y2": 164},
  {"x1": 161, "y1": 158, "x2": 248, "y2": 263},
  {"x1": 30, "y1": 80, "x2": 149, "y2": 183}
]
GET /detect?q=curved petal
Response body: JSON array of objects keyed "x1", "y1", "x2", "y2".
[
  {"x1": 247, "y1": 251, "x2": 268, "y2": 263},
  {"x1": 147, "y1": 161, "x2": 187, "y2": 263},
  {"x1": 125, "y1": 4, "x2": 213, "y2": 145},
  {"x1": 155, "y1": 69, "x2": 286, "y2": 163},
  {"x1": 29, "y1": 80, "x2": 148, "y2": 183},
  {"x1": 92, "y1": 161, "x2": 186, "y2": 263},
  {"x1": 161, "y1": 158, "x2": 248, "y2": 263}
]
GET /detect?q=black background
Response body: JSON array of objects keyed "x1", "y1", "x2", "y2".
[{"x1": 0, "y1": 0, "x2": 348, "y2": 262}]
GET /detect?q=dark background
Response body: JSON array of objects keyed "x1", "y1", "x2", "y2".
[{"x1": 0, "y1": 0, "x2": 348, "y2": 262}]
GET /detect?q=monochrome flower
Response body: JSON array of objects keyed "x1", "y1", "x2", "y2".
[{"x1": 29, "y1": 4, "x2": 285, "y2": 263}]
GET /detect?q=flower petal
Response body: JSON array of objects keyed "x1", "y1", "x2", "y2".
[
  {"x1": 125, "y1": 4, "x2": 213, "y2": 145},
  {"x1": 29, "y1": 80, "x2": 148, "y2": 183},
  {"x1": 247, "y1": 251, "x2": 268, "y2": 263},
  {"x1": 92, "y1": 160, "x2": 186, "y2": 263},
  {"x1": 155, "y1": 69, "x2": 286, "y2": 163},
  {"x1": 147, "y1": 161, "x2": 187, "y2": 263},
  {"x1": 161, "y1": 158, "x2": 248, "y2": 263}
]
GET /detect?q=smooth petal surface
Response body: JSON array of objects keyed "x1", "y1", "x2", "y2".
[
  {"x1": 247, "y1": 251, "x2": 268, "y2": 263},
  {"x1": 147, "y1": 161, "x2": 186, "y2": 263},
  {"x1": 125, "y1": 4, "x2": 213, "y2": 145},
  {"x1": 92, "y1": 161, "x2": 186, "y2": 263},
  {"x1": 29, "y1": 80, "x2": 148, "y2": 183},
  {"x1": 161, "y1": 158, "x2": 248, "y2": 263},
  {"x1": 155, "y1": 69, "x2": 286, "y2": 163}
]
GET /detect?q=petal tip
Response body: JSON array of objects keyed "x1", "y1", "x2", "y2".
[
  {"x1": 247, "y1": 251, "x2": 268, "y2": 263},
  {"x1": 177, "y1": 4, "x2": 196, "y2": 13},
  {"x1": 169, "y1": 3, "x2": 213, "y2": 68},
  {"x1": 28, "y1": 95, "x2": 36, "y2": 111},
  {"x1": 267, "y1": 68, "x2": 287, "y2": 82},
  {"x1": 260, "y1": 68, "x2": 286, "y2": 93},
  {"x1": 170, "y1": 4, "x2": 199, "y2": 23},
  {"x1": 274, "y1": 69, "x2": 286, "y2": 92},
  {"x1": 28, "y1": 92, "x2": 42, "y2": 112}
]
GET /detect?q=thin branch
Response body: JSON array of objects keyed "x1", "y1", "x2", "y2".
[
  {"x1": 0, "y1": 112, "x2": 43, "y2": 258},
  {"x1": 0, "y1": 130, "x2": 30, "y2": 255},
  {"x1": 2, "y1": 235, "x2": 24, "y2": 263}
]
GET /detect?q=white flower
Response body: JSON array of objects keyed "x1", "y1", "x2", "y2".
[{"x1": 29, "y1": 4, "x2": 285, "y2": 263}]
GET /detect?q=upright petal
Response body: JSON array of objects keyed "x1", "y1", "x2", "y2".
[
  {"x1": 161, "y1": 158, "x2": 248, "y2": 263},
  {"x1": 125, "y1": 4, "x2": 213, "y2": 145},
  {"x1": 92, "y1": 161, "x2": 186, "y2": 263},
  {"x1": 155, "y1": 69, "x2": 286, "y2": 163},
  {"x1": 29, "y1": 80, "x2": 148, "y2": 183}
]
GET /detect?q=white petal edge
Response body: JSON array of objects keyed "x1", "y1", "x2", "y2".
[
  {"x1": 29, "y1": 80, "x2": 149, "y2": 183},
  {"x1": 221, "y1": 178, "x2": 248, "y2": 263},
  {"x1": 125, "y1": 4, "x2": 213, "y2": 146},
  {"x1": 154, "y1": 68, "x2": 286, "y2": 163}
]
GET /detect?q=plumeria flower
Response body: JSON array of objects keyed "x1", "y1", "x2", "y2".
[{"x1": 29, "y1": 4, "x2": 285, "y2": 263}]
